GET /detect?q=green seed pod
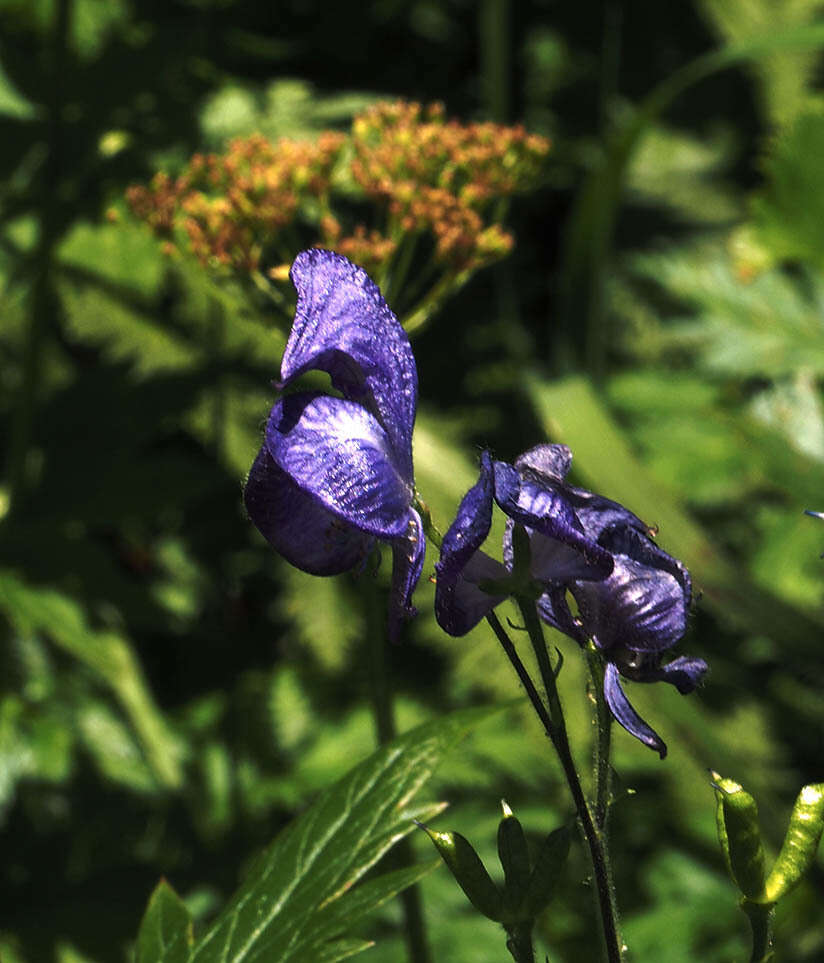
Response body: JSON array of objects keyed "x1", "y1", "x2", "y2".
[
  {"x1": 712, "y1": 773, "x2": 767, "y2": 900},
  {"x1": 523, "y1": 824, "x2": 571, "y2": 918},
  {"x1": 497, "y1": 801, "x2": 531, "y2": 921},
  {"x1": 418, "y1": 823, "x2": 503, "y2": 922},
  {"x1": 765, "y1": 783, "x2": 824, "y2": 903}
]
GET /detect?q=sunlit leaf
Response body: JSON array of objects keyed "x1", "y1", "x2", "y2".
[
  {"x1": 187, "y1": 706, "x2": 496, "y2": 963},
  {"x1": 752, "y1": 108, "x2": 824, "y2": 268}
]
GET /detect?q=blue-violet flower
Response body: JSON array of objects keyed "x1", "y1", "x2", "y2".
[
  {"x1": 436, "y1": 443, "x2": 707, "y2": 757},
  {"x1": 244, "y1": 249, "x2": 424, "y2": 639}
]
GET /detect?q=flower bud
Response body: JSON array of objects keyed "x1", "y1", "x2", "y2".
[
  {"x1": 765, "y1": 783, "x2": 824, "y2": 903},
  {"x1": 712, "y1": 773, "x2": 767, "y2": 900},
  {"x1": 497, "y1": 801, "x2": 531, "y2": 921},
  {"x1": 417, "y1": 823, "x2": 502, "y2": 922}
]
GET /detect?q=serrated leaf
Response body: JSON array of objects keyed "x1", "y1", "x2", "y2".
[
  {"x1": 627, "y1": 124, "x2": 738, "y2": 225},
  {"x1": 188, "y1": 706, "x2": 497, "y2": 963},
  {"x1": 631, "y1": 241, "x2": 824, "y2": 377},
  {"x1": 698, "y1": 0, "x2": 824, "y2": 125},
  {"x1": 288, "y1": 859, "x2": 439, "y2": 960},
  {"x1": 136, "y1": 880, "x2": 194, "y2": 963}
]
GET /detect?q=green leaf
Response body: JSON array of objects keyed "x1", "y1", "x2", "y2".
[
  {"x1": 697, "y1": 0, "x2": 824, "y2": 125},
  {"x1": 292, "y1": 939, "x2": 374, "y2": 963},
  {"x1": 0, "y1": 58, "x2": 36, "y2": 119},
  {"x1": 136, "y1": 880, "x2": 194, "y2": 963},
  {"x1": 287, "y1": 860, "x2": 439, "y2": 961},
  {"x1": 753, "y1": 108, "x2": 824, "y2": 267},
  {"x1": 0, "y1": 570, "x2": 184, "y2": 789},
  {"x1": 188, "y1": 706, "x2": 497, "y2": 963},
  {"x1": 527, "y1": 375, "x2": 824, "y2": 660},
  {"x1": 631, "y1": 241, "x2": 824, "y2": 377}
]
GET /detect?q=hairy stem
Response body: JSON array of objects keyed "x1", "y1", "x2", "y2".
[
  {"x1": 586, "y1": 647, "x2": 613, "y2": 829},
  {"x1": 515, "y1": 600, "x2": 624, "y2": 963}
]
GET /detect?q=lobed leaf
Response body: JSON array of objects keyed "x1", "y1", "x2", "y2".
[{"x1": 187, "y1": 706, "x2": 496, "y2": 963}]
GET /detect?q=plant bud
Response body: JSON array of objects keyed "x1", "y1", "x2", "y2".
[
  {"x1": 712, "y1": 773, "x2": 767, "y2": 900},
  {"x1": 417, "y1": 823, "x2": 502, "y2": 922}
]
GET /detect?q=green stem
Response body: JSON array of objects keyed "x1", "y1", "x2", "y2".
[
  {"x1": 479, "y1": 0, "x2": 510, "y2": 122},
  {"x1": 505, "y1": 921, "x2": 536, "y2": 963},
  {"x1": 363, "y1": 584, "x2": 432, "y2": 963},
  {"x1": 6, "y1": 0, "x2": 72, "y2": 515},
  {"x1": 586, "y1": 648, "x2": 613, "y2": 830},
  {"x1": 742, "y1": 900, "x2": 775, "y2": 963},
  {"x1": 384, "y1": 230, "x2": 418, "y2": 307},
  {"x1": 403, "y1": 270, "x2": 469, "y2": 336},
  {"x1": 486, "y1": 611, "x2": 553, "y2": 734},
  {"x1": 207, "y1": 296, "x2": 226, "y2": 460},
  {"x1": 515, "y1": 600, "x2": 624, "y2": 963}
]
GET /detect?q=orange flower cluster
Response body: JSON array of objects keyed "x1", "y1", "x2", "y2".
[
  {"x1": 126, "y1": 100, "x2": 549, "y2": 279},
  {"x1": 351, "y1": 100, "x2": 548, "y2": 203}
]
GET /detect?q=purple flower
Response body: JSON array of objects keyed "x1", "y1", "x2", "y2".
[
  {"x1": 434, "y1": 450, "x2": 613, "y2": 636},
  {"x1": 244, "y1": 249, "x2": 424, "y2": 638},
  {"x1": 436, "y1": 444, "x2": 707, "y2": 757}
]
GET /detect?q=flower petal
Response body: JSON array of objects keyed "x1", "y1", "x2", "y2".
[
  {"x1": 389, "y1": 508, "x2": 426, "y2": 641},
  {"x1": 281, "y1": 249, "x2": 417, "y2": 478},
  {"x1": 644, "y1": 655, "x2": 708, "y2": 694},
  {"x1": 603, "y1": 662, "x2": 667, "y2": 758},
  {"x1": 436, "y1": 549, "x2": 509, "y2": 636},
  {"x1": 266, "y1": 392, "x2": 413, "y2": 538},
  {"x1": 435, "y1": 452, "x2": 508, "y2": 635},
  {"x1": 514, "y1": 443, "x2": 573, "y2": 482},
  {"x1": 564, "y1": 488, "x2": 649, "y2": 541},
  {"x1": 494, "y1": 461, "x2": 613, "y2": 581},
  {"x1": 599, "y1": 524, "x2": 692, "y2": 608},
  {"x1": 514, "y1": 443, "x2": 647, "y2": 540},
  {"x1": 438, "y1": 451, "x2": 495, "y2": 573},
  {"x1": 572, "y1": 553, "x2": 688, "y2": 653},
  {"x1": 244, "y1": 447, "x2": 373, "y2": 575}
]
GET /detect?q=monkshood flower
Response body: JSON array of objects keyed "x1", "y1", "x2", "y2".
[
  {"x1": 436, "y1": 444, "x2": 707, "y2": 757},
  {"x1": 244, "y1": 248, "x2": 424, "y2": 639}
]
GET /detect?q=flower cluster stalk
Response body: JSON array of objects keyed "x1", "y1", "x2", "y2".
[
  {"x1": 487, "y1": 603, "x2": 624, "y2": 963},
  {"x1": 586, "y1": 648, "x2": 614, "y2": 829}
]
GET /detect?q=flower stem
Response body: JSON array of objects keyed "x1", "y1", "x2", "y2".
[
  {"x1": 742, "y1": 900, "x2": 775, "y2": 963},
  {"x1": 514, "y1": 599, "x2": 624, "y2": 963},
  {"x1": 505, "y1": 921, "x2": 536, "y2": 963},
  {"x1": 363, "y1": 583, "x2": 432, "y2": 963},
  {"x1": 585, "y1": 647, "x2": 613, "y2": 829}
]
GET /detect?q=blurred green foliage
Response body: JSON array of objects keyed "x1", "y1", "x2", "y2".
[{"x1": 2, "y1": 0, "x2": 824, "y2": 961}]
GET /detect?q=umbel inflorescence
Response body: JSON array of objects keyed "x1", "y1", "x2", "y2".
[{"x1": 125, "y1": 100, "x2": 549, "y2": 283}]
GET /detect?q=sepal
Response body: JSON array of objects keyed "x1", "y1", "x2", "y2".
[{"x1": 765, "y1": 782, "x2": 824, "y2": 902}]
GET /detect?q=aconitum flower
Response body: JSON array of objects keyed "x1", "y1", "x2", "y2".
[
  {"x1": 244, "y1": 249, "x2": 424, "y2": 638},
  {"x1": 434, "y1": 450, "x2": 613, "y2": 636},
  {"x1": 436, "y1": 444, "x2": 707, "y2": 757}
]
